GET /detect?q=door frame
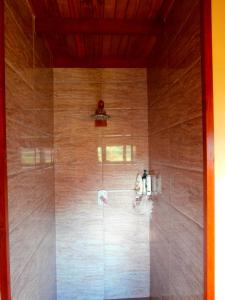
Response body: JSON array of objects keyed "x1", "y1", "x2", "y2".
[
  {"x1": 201, "y1": 0, "x2": 215, "y2": 299},
  {"x1": 0, "y1": 0, "x2": 215, "y2": 299},
  {"x1": 0, "y1": 1, "x2": 11, "y2": 300}
]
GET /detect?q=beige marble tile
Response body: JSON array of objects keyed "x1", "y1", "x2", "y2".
[
  {"x1": 9, "y1": 198, "x2": 55, "y2": 284},
  {"x1": 104, "y1": 216, "x2": 149, "y2": 245},
  {"x1": 150, "y1": 240, "x2": 170, "y2": 298},
  {"x1": 170, "y1": 169, "x2": 203, "y2": 226},
  {"x1": 54, "y1": 110, "x2": 102, "y2": 138},
  {"x1": 5, "y1": 2, "x2": 56, "y2": 299},
  {"x1": 54, "y1": 68, "x2": 102, "y2": 84},
  {"x1": 149, "y1": 98, "x2": 170, "y2": 135},
  {"x1": 56, "y1": 237, "x2": 104, "y2": 278},
  {"x1": 101, "y1": 136, "x2": 148, "y2": 167},
  {"x1": 54, "y1": 82, "x2": 100, "y2": 112},
  {"x1": 167, "y1": 4, "x2": 201, "y2": 74},
  {"x1": 57, "y1": 274, "x2": 104, "y2": 300},
  {"x1": 102, "y1": 163, "x2": 144, "y2": 190},
  {"x1": 169, "y1": 117, "x2": 203, "y2": 170},
  {"x1": 55, "y1": 162, "x2": 103, "y2": 192},
  {"x1": 132, "y1": 109, "x2": 149, "y2": 137},
  {"x1": 8, "y1": 167, "x2": 54, "y2": 231},
  {"x1": 150, "y1": 130, "x2": 170, "y2": 164},
  {"x1": 6, "y1": 118, "x2": 53, "y2": 175},
  {"x1": 56, "y1": 191, "x2": 103, "y2": 221},
  {"x1": 102, "y1": 109, "x2": 133, "y2": 137},
  {"x1": 11, "y1": 258, "x2": 39, "y2": 300},
  {"x1": 36, "y1": 230, "x2": 57, "y2": 300},
  {"x1": 102, "y1": 68, "x2": 147, "y2": 84},
  {"x1": 55, "y1": 135, "x2": 102, "y2": 164},
  {"x1": 132, "y1": 136, "x2": 149, "y2": 166},
  {"x1": 102, "y1": 82, "x2": 148, "y2": 110},
  {"x1": 5, "y1": 64, "x2": 34, "y2": 111},
  {"x1": 5, "y1": 3, "x2": 33, "y2": 86},
  {"x1": 104, "y1": 243, "x2": 150, "y2": 273},
  {"x1": 104, "y1": 271, "x2": 150, "y2": 299},
  {"x1": 54, "y1": 69, "x2": 149, "y2": 299},
  {"x1": 168, "y1": 61, "x2": 202, "y2": 127},
  {"x1": 148, "y1": 1, "x2": 203, "y2": 298},
  {"x1": 148, "y1": 67, "x2": 170, "y2": 108}
]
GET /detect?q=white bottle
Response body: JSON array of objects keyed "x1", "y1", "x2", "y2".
[
  {"x1": 142, "y1": 178, "x2": 147, "y2": 195},
  {"x1": 147, "y1": 175, "x2": 151, "y2": 196}
]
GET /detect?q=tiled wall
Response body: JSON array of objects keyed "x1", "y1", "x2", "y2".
[
  {"x1": 5, "y1": 0, "x2": 56, "y2": 299},
  {"x1": 54, "y1": 68, "x2": 150, "y2": 299},
  {"x1": 148, "y1": 1, "x2": 204, "y2": 299}
]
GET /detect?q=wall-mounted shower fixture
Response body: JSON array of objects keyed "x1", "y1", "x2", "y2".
[
  {"x1": 135, "y1": 170, "x2": 151, "y2": 198},
  {"x1": 150, "y1": 170, "x2": 162, "y2": 196},
  {"x1": 91, "y1": 100, "x2": 110, "y2": 127},
  {"x1": 135, "y1": 170, "x2": 162, "y2": 198}
]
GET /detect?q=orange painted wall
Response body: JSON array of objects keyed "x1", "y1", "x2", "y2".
[{"x1": 211, "y1": 0, "x2": 225, "y2": 299}]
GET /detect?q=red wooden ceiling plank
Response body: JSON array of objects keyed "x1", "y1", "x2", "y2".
[
  {"x1": 102, "y1": 35, "x2": 112, "y2": 56},
  {"x1": 126, "y1": 0, "x2": 140, "y2": 19},
  {"x1": 46, "y1": 0, "x2": 60, "y2": 16},
  {"x1": 29, "y1": 0, "x2": 60, "y2": 17},
  {"x1": 148, "y1": 0, "x2": 164, "y2": 19},
  {"x1": 115, "y1": 0, "x2": 129, "y2": 19},
  {"x1": 139, "y1": 36, "x2": 157, "y2": 58},
  {"x1": 134, "y1": 0, "x2": 142, "y2": 19},
  {"x1": 27, "y1": 0, "x2": 47, "y2": 16},
  {"x1": 75, "y1": 34, "x2": 86, "y2": 57},
  {"x1": 109, "y1": 35, "x2": 121, "y2": 56},
  {"x1": 159, "y1": 0, "x2": 176, "y2": 22},
  {"x1": 116, "y1": 35, "x2": 125, "y2": 57},
  {"x1": 137, "y1": 0, "x2": 153, "y2": 19},
  {"x1": 80, "y1": 0, "x2": 93, "y2": 18},
  {"x1": 126, "y1": 35, "x2": 142, "y2": 57},
  {"x1": 96, "y1": 34, "x2": 103, "y2": 57},
  {"x1": 57, "y1": 0, "x2": 70, "y2": 17},
  {"x1": 57, "y1": 0, "x2": 81, "y2": 18},
  {"x1": 118, "y1": 35, "x2": 130, "y2": 57},
  {"x1": 90, "y1": 34, "x2": 100, "y2": 57},
  {"x1": 35, "y1": 18, "x2": 162, "y2": 35},
  {"x1": 66, "y1": 34, "x2": 78, "y2": 58},
  {"x1": 120, "y1": 35, "x2": 131, "y2": 57},
  {"x1": 104, "y1": 0, "x2": 116, "y2": 18},
  {"x1": 94, "y1": 0, "x2": 105, "y2": 18},
  {"x1": 46, "y1": 35, "x2": 69, "y2": 59},
  {"x1": 99, "y1": 34, "x2": 104, "y2": 57},
  {"x1": 84, "y1": 34, "x2": 93, "y2": 57},
  {"x1": 147, "y1": 0, "x2": 154, "y2": 18},
  {"x1": 68, "y1": 0, "x2": 80, "y2": 17},
  {"x1": 52, "y1": 55, "x2": 150, "y2": 68}
]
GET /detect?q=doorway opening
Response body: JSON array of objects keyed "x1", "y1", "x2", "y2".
[{"x1": 0, "y1": 0, "x2": 214, "y2": 299}]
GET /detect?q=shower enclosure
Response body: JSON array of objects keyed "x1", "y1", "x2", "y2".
[
  {"x1": 54, "y1": 68, "x2": 150, "y2": 299},
  {"x1": 0, "y1": 0, "x2": 214, "y2": 299}
]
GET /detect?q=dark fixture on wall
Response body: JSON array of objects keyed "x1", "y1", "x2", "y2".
[{"x1": 91, "y1": 100, "x2": 110, "y2": 127}]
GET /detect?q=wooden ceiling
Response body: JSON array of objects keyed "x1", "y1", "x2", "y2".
[{"x1": 28, "y1": 0, "x2": 175, "y2": 67}]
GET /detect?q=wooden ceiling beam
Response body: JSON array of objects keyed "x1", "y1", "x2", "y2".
[
  {"x1": 35, "y1": 18, "x2": 162, "y2": 35},
  {"x1": 52, "y1": 55, "x2": 150, "y2": 68}
]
